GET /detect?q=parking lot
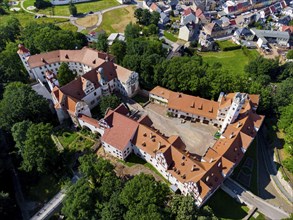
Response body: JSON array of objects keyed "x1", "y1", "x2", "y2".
[{"x1": 142, "y1": 103, "x2": 218, "y2": 156}]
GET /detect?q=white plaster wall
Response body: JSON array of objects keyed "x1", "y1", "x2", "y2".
[{"x1": 78, "y1": 118, "x2": 104, "y2": 135}]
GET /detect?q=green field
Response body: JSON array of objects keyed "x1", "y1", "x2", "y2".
[
  {"x1": 96, "y1": 6, "x2": 136, "y2": 34},
  {"x1": 207, "y1": 189, "x2": 249, "y2": 219},
  {"x1": 55, "y1": 130, "x2": 95, "y2": 152},
  {"x1": 0, "y1": 10, "x2": 69, "y2": 26},
  {"x1": 199, "y1": 48, "x2": 259, "y2": 75},
  {"x1": 164, "y1": 31, "x2": 178, "y2": 42},
  {"x1": 23, "y1": 0, "x2": 119, "y2": 16}
]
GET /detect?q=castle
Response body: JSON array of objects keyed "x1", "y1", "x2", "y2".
[{"x1": 18, "y1": 45, "x2": 264, "y2": 207}]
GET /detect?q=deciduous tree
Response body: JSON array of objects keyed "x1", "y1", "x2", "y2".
[
  {"x1": 99, "y1": 95, "x2": 121, "y2": 116},
  {"x1": 57, "y1": 62, "x2": 76, "y2": 86},
  {"x1": 0, "y1": 82, "x2": 51, "y2": 131}
]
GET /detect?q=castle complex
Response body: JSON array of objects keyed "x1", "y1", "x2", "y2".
[{"x1": 18, "y1": 45, "x2": 264, "y2": 207}]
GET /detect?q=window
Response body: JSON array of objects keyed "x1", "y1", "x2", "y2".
[{"x1": 94, "y1": 92, "x2": 97, "y2": 96}]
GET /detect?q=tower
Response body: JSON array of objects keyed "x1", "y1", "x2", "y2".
[
  {"x1": 17, "y1": 44, "x2": 33, "y2": 79},
  {"x1": 220, "y1": 93, "x2": 247, "y2": 133}
]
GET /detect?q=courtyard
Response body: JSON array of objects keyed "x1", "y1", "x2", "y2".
[{"x1": 140, "y1": 103, "x2": 218, "y2": 156}]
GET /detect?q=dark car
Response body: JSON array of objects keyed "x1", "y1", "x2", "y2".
[{"x1": 88, "y1": 11, "x2": 94, "y2": 14}]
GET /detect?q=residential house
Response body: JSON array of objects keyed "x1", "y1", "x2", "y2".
[
  {"x1": 233, "y1": 28, "x2": 254, "y2": 43},
  {"x1": 160, "y1": 12, "x2": 170, "y2": 24},
  {"x1": 150, "y1": 2, "x2": 162, "y2": 13},
  {"x1": 250, "y1": 28, "x2": 290, "y2": 47},
  {"x1": 181, "y1": 8, "x2": 198, "y2": 25},
  {"x1": 202, "y1": 22, "x2": 233, "y2": 38},
  {"x1": 178, "y1": 23, "x2": 196, "y2": 41},
  {"x1": 198, "y1": 31, "x2": 216, "y2": 51}
]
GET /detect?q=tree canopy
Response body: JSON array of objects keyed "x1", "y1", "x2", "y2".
[
  {"x1": 124, "y1": 23, "x2": 140, "y2": 41},
  {"x1": 12, "y1": 122, "x2": 57, "y2": 173},
  {"x1": 57, "y1": 62, "x2": 76, "y2": 86},
  {"x1": 99, "y1": 95, "x2": 121, "y2": 116},
  {"x1": 69, "y1": 2, "x2": 77, "y2": 16},
  {"x1": 0, "y1": 82, "x2": 51, "y2": 131},
  {"x1": 21, "y1": 23, "x2": 87, "y2": 54},
  {"x1": 94, "y1": 33, "x2": 108, "y2": 52}
]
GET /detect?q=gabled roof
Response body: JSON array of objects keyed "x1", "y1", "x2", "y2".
[{"x1": 27, "y1": 47, "x2": 114, "y2": 69}]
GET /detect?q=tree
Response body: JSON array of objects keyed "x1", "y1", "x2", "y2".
[
  {"x1": 62, "y1": 178, "x2": 98, "y2": 220},
  {"x1": 141, "y1": 9, "x2": 151, "y2": 25},
  {"x1": 119, "y1": 174, "x2": 169, "y2": 219},
  {"x1": 99, "y1": 95, "x2": 121, "y2": 116},
  {"x1": 147, "y1": 24, "x2": 158, "y2": 36},
  {"x1": 11, "y1": 120, "x2": 32, "y2": 153},
  {"x1": 69, "y1": 2, "x2": 77, "y2": 16},
  {"x1": 95, "y1": 33, "x2": 108, "y2": 52},
  {"x1": 34, "y1": 0, "x2": 51, "y2": 9},
  {"x1": 0, "y1": 82, "x2": 51, "y2": 131},
  {"x1": 110, "y1": 40, "x2": 126, "y2": 64},
  {"x1": 150, "y1": 11, "x2": 160, "y2": 25},
  {"x1": 22, "y1": 23, "x2": 87, "y2": 54},
  {"x1": 0, "y1": 17, "x2": 20, "y2": 52},
  {"x1": 272, "y1": 78, "x2": 293, "y2": 112},
  {"x1": 101, "y1": 192, "x2": 125, "y2": 220},
  {"x1": 169, "y1": 195, "x2": 197, "y2": 220},
  {"x1": 134, "y1": 8, "x2": 143, "y2": 23},
  {"x1": 57, "y1": 62, "x2": 76, "y2": 86},
  {"x1": 0, "y1": 42, "x2": 28, "y2": 83},
  {"x1": 286, "y1": 50, "x2": 293, "y2": 59},
  {"x1": 12, "y1": 122, "x2": 57, "y2": 173},
  {"x1": 124, "y1": 23, "x2": 140, "y2": 41}
]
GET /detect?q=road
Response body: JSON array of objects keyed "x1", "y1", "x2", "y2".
[
  {"x1": 30, "y1": 190, "x2": 66, "y2": 220},
  {"x1": 21, "y1": 0, "x2": 136, "y2": 32},
  {"x1": 257, "y1": 131, "x2": 293, "y2": 212},
  {"x1": 223, "y1": 178, "x2": 290, "y2": 219}
]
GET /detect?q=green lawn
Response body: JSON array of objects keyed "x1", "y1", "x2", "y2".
[
  {"x1": 123, "y1": 153, "x2": 147, "y2": 167},
  {"x1": 207, "y1": 189, "x2": 249, "y2": 219},
  {"x1": 231, "y1": 139, "x2": 259, "y2": 195},
  {"x1": 199, "y1": 48, "x2": 259, "y2": 75},
  {"x1": 216, "y1": 40, "x2": 240, "y2": 50},
  {"x1": 164, "y1": 31, "x2": 178, "y2": 42},
  {"x1": 23, "y1": 0, "x2": 119, "y2": 16},
  {"x1": 95, "y1": 6, "x2": 136, "y2": 34},
  {"x1": 57, "y1": 21, "x2": 78, "y2": 32},
  {"x1": 55, "y1": 130, "x2": 95, "y2": 152},
  {"x1": 0, "y1": 10, "x2": 69, "y2": 26}
]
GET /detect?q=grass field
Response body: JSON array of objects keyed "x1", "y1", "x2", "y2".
[
  {"x1": 0, "y1": 10, "x2": 69, "y2": 25},
  {"x1": 56, "y1": 130, "x2": 95, "y2": 152},
  {"x1": 75, "y1": 14, "x2": 98, "y2": 27},
  {"x1": 216, "y1": 40, "x2": 240, "y2": 50},
  {"x1": 57, "y1": 21, "x2": 78, "y2": 32},
  {"x1": 96, "y1": 6, "x2": 136, "y2": 34},
  {"x1": 164, "y1": 31, "x2": 178, "y2": 42},
  {"x1": 199, "y1": 48, "x2": 259, "y2": 75},
  {"x1": 207, "y1": 189, "x2": 249, "y2": 219},
  {"x1": 23, "y1": 0, "x2": 119, "y2": 16}
]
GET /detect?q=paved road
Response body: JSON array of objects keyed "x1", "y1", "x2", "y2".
[
  {"x1": 223, "y1": 178, "x2": 290, "y2": 219},
  {"x1": 257, "y1": 131, "x2": 293, "y2": 212},
  {"x1": 30, "y1": 190, "x2": 66, "y2": 220}
]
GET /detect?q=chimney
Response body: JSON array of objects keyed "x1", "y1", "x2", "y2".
[
  {"x1": 41, "y1": 58, "x2": 45, "y2": 63},
  {"x1": 65, "y1": 54, "x2": 69, "y2": 59},
  {"x1": 190, "y1": 102, "x2": 195, "y2": 108},
  {"x1": 92, "y1": 59, "x2": 96, "y2": 64},
  {"x1": 143, "y1": 132, "x2": 147, "y2": 137},
  {"x1": 181, "y1": 161, "x2": 185, "y2": 166},
  {"x1": 142, "y1": 142, "x2": 146, "y2": 147},
  {"x1": 150, "y1": 132, "x2": 153, "y2": 139}
]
